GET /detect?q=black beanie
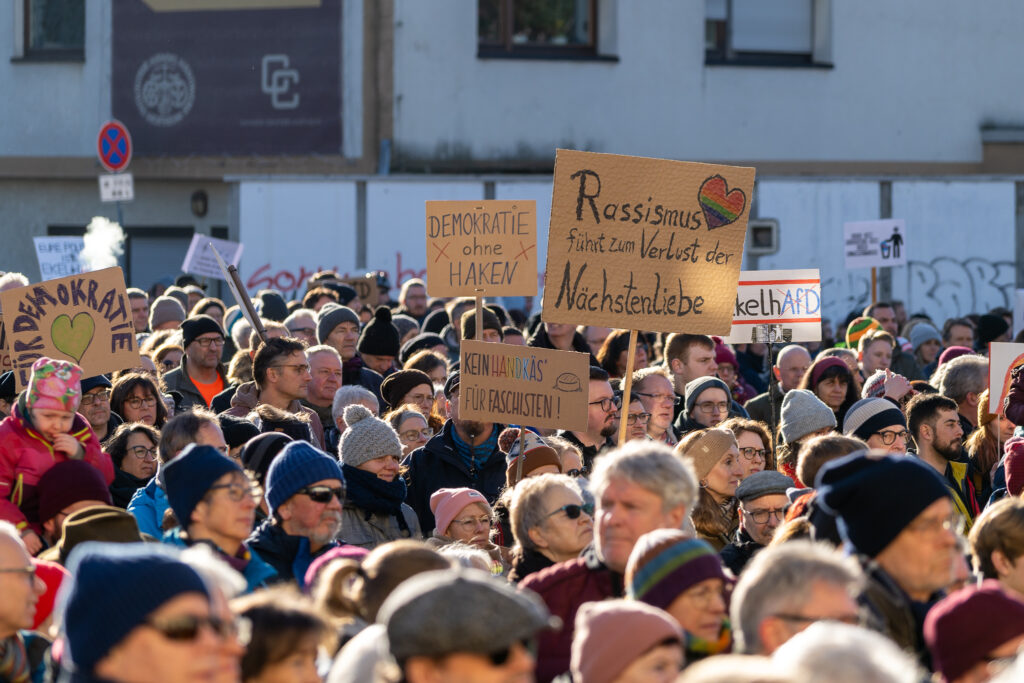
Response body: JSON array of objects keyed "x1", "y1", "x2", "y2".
[
  {"x1": 324, "y1": 282, "x2": 358, "y2": 307},
  {"x1": 817, "y1": 451, "x2": 950, "y2": 558},
  {"x1": 422, "y1": 309, "x2": 450, "y2": 335},
  {"x1": 460, "y1": 308, "x2": 503, "y2": 342},
  {"x1": 316, "y1": 303, "x2": 360, "y2": 344},
  {"x1": 219, "y1": 413, "x2": 261, "y2": 450},
  {"x1": 181, "y1": 314, "x2": 225, "y2": 349},
  {"x1": 976, "y1": 314, "x2": 1009, "y2": 349},
  {"x1": 380, "y1": 369, "x2": 434, "y2": 410},
  {"x1": 240, "y1": 432, "x2": 293, "y2": 487},
  {"x1": 400, "y1": 333, "x2": 446, "y2": 365},
  {"x1": 358, "y1": 307, "x2": 401, "y2": 357},
  {"x1": 256, "y1": 290, "x2": 289, "y2": 322}
]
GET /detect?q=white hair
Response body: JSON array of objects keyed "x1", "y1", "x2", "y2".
[
  {"x1": 677, "y1": 655, "x2": 787, "y2": 683},
  {"x1": 0, "y1": 272, "x2": 29, "y2": 291},
  {"x1": 590, "y1": 440, "x2": 698, "y2": 514},
  {"x1": 333, "y1": 385, "x2": 378, "y2": 422},
  {"x1": 771, "y1": 622, "x2": 921, "y2": 683}
]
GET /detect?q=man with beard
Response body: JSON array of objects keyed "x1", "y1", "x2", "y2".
[
  {"x1": 907, "y1": 393, "x2": 980, "y2": 530},
  {"x1": 248, "y1": 441, "x2": 345, "y2": 588},
  {"x1": 162, "y1": 315, "x2": 229, "y2": 411},
  {"x1": 401, "y1": 371, "x2": 506, "y2": 533},
  {"x1": 558, "y1": 366, "x2": 618, "y2": 471}
]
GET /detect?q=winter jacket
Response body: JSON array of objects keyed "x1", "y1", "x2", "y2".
[
  {"x1": 858, "y1": 557, "x2": 939, "y2": 669},
  {"x1": 526, "y1": 326, "x2": 599, "y2": 365},
  {"x1": 556, "y1": 430, "x2": 610, "y2": 472},
  {"x1": 507, "y1": 547, "x2": 556, "y2": 583},
  {"x1": 340, "y1": 502, "x2": 422, "y2": 550},
  {"x1": 223, "y1": 381, "x2": 325, "y2": 449},
  {"x1": 401, "y1": 420, "x2": 507, "y2": 533},
  {"x1": 161, "y1": 355, "x2": 229, "y2": 411},
  {"x1": 743, "y1": 385, "x2": 784, "y2": 431},
  {"x1": 247, "y1": 517, "x2": 339, "y2": 588},
  {"x1": 0, "y1": 401, "x2": 111, "y2": 533},
  {"x1": 163, "y1": 527, "x2": 277, "y2": 593},
  {"x1": 890, "y1": 347, "x2": 923, "y2": 382},
  {"x1": 519, "y1": 544, "x2": 623, "y2": 683},
  {"x1": 109, "y1": 467, "x2": 150, "y2": 509},
  {"x1": 127, "y1": 478, "x2": 169, "y2": 538},
  {"x1": 719, "y1": 528, "x2": 762, "y2": 575},
  {"x1": 1005, "y1": 364, "x2": 1024, "y2": 426},
  {"x1": 940, "y1": 458, "x2": 981, "y2": 531},
  {"x1": 343, "y1": 358, "x2": 385, "y2": 412}
]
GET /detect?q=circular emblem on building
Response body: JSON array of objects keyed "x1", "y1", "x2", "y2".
[{"x1": 133, "y1": 53, "x2": 196, "y2": 127}]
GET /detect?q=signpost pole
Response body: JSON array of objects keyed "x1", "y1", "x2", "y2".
[
  {"x1": 115, "y1": 201, "x2": 124, "y2": 231},
  {"x1": 761, "y1": 325, "x2": 778, "y2": 464},
  {"x1": 617, "y1": 329, "x2": 640, "y2": 447}
]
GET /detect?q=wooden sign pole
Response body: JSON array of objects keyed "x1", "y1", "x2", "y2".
[
  {"x1": 617, "y1": 329, "x2": 640, "y2": 447},
  {"x1": 871, "y1": 267, "x2": 878, "y2": 305},
  {"x1": 515, "y1": 424, "x2": 527, "y2": 483},
  {"x1": 474, "y1": 289, "x2": 485, "y2": 342}
]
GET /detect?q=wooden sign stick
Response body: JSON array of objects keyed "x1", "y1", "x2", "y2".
[
  {"x1": 617, "y1": 329, "x2": 640, "y2": 447},
  {"x1": 515, "y1": 424, "x2": 527, "y2": 484},
  {"x1": 871, "y1": 267, "x2": 878, "y2": 305},
  {"x1": 475, "y1": 289, "x2": 485, "y2": 342}
]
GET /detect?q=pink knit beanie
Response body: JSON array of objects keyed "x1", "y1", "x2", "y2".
[
  {"x1": 571, "y1": 599, "x2": 682, "y2": 683},
  {"x1": 26, "y1": 357, "x2": 82, "y2": 413},
  {"x1": 429, "y1": 488, "x2": 491, "y2": 536}
]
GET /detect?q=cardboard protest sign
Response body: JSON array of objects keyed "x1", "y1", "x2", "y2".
[
  {"x1": 722, "y1": 269, "x2": 821, "y2": 344},
  {"x1": 33, "y1": 237, "x2": 85, "y2": 281},
  {"x1": 459, "y1": 339, "x2": 589, "y2": 431},
  {"x1": 542, "y1": 149, "x2": 755, "y2": 334},
  {"x1": 990, "y1": 342, "x2": 1024, "y2": 413},
  {"x1": 181, "y1": 234, "x2": 244, "y2": 281},
  {"x1": 843, "y1": 219, "x2": 907, "y2": 269},
  {"x1": 339, "y1": 276, "x2": 380, "y2": 308},
  {"x1": 0, "y1": 268, "x2": 139, "y2": 390},
  {"x1": 0, "y1": 319, "x2": 12, "y2": 376},
  {"x1": 426, "y1": 200, "x2": 537, "y2": 297}
]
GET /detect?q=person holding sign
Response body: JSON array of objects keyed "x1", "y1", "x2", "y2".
[{"x1": 0, "y1": 357, "x2": 113, "y2": 554}]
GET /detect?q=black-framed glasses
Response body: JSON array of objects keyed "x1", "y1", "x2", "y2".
[
  {"x1": 487, "y1": 638, "x2": 537, "y2": 666},
  {"x1": 161, "y1": 359, "x2": 177, "y2": 369},
  {"x1": 615, "y1": 411, "x2": 651, "y2": 426},
  {"x1": 633, "y1": 391, "x2": 681, "y2": 406},
  {"x1": 741, "y1": 506, "x2": 789, "y2": 525},
  {"x1": 128, "y1": 445, "x2": 158, "y2": 461},
  {"x1": 193, "y1": 337, "x2": 225, "y2": 349},
  {"x1": 738, "y1": 446, "x2": 767, "y2": 462},
  {"x1": 872, "y1": 429, "x2": 909, "y2": 445},
  {"x1": 588, "y1": 396, "x2": 620, "y2": 412},
  {"x1": 271, "y1": 363, "x2": 311, "y2": 374},
  {"x1": 80, "y1": 390, "x2": 110, "y2": 406},
  {"x1": 207, "y1": 481, "x2": 262, "y2": 502},
  {"x1": 298, "y1": 485, "x2": 344, "y2": 504},
  {"x1": 565, "y1": 468, "x2": 587, "y2": 478},
  {"x1": 695, "y1": 401, "x2": 730, "y2": 415},
  {"x1": 125, "y1": 396, "x2": 158, "y2": 410},
  {"x1": 145, "y1": 614, "x2": 240, "y2": 642},
  {"x1": 545, "y1": 503, "x2": 594, "y2": 520}
]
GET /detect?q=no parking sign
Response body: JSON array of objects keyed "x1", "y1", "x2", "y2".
[{"x1": 97, "y1": 120, "x2": 132, "y2": 173}]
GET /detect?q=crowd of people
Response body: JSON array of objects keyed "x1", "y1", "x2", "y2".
[{"x1": 1, "y1": 267, "x2": 1024, "y2": 682}]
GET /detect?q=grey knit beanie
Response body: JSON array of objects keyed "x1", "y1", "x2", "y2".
[
  {"x1": 338, "y1": 403, "x2": 404, "y2": 467},
  {"x1": 148, "y1": 296, "x2": 186, "y2": 330},
  {"x1": 316, "y1": 303, "x2": 360, "y2": 344},
  {"x1": 683, "y1": 376, "x2": 731, "y2": 417},
  {"x1": 780, "y1": 389, "x2": 837, "y2": 444},
  {"x1": 909, "y1": 322, "x2": 941, "y2": 352},
  {"x1": 842, "y1": 397, "x2": 906, "y2": 441}
]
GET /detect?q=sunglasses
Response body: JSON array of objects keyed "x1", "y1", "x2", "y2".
[
  {"x1": 298, "y1": 485, "x2": 345, "y2": 504},
  {"x1": 145, "y1": 614, "x2": 235, "y2": 641},
  {"x1": 487, "y1": 638, "x2": 537, "y2": 666},
  {"x1": 546, "y1": 503, "x2": 594, "y2": 520}
]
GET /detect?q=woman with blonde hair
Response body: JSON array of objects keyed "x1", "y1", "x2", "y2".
[{"x1": 675, "y1": 429, "x2": 743, "y2": 551}]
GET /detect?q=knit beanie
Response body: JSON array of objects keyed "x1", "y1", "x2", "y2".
[
  {"x1": 925, "y1": 580, "x2": 1024, "y2": 682},
  {"x1": 31, "y1": 559, "x2": 69, "y2": 630},
  {"x1": 316, "y1": 303, "x2": 360, "y2": 345},
  {"x1": 256, "y1": 290, "x2": 289, "y2": 322},
  {"x1": 358, "y1": 307, "x2": 401, "y2": 357},
  {"x1": 339, "y1": 404, "x2": 404, "y2": 467},
  {"x1": 180, "y1": 314, "x2": 225, "y2": 349},
  {"x1": 26, "y1": 357, "x2": 82, "y2": 414},
  {"x1": 323, "y1": 282, "x2": 358, "y2": 307},
  {"x1": 505, "y1": 431, "x2": 562, "y2": 486},
  {"x1": 399, "y1": 333, "x2": 447, "y2": 365},
  {"x1": 860, "y1": 370, "x2": 888, "y2": 399},
  {"x1": 391, "y1": 314, "x2": 419, "y2": 341},
  {"x1": 977, "y1": 314, "x2": 1010, "y2": 349},
  {"x1": 1004, "y1": 437, "x2": 1024, "y2": 498},
  {"x1": 808, "y1": 357, "x2": 851, "y2": 389},
  {"x1": 265, "y1": 441, "x2": 345, "y2": 514},
  {"x1": 380, "y1": 369, "x2": 434, "y2": 410},
  {"x1": 625, "y1": 529, "x2": 729, "y2": 610},
  {"x1": 239, "y1": 432, "x2": 292, "y2": 487},
  {"x1": 460, "y1": 308, "x2": 503, "y2": 342},
  {"x1": 683, "y1": 376, "x2": 731, "y2": 417},
  {"x1": 779, "y1": 389, "x2": 837, "y2": 444},
  {"x1": 429, "y1": 487, "x2": 491, "y2": 536},
  {"x1": 910, "y1": 323, "x2": 941, "y2": 352},
  {"x1": 80, "y1": 375, "x2": 112, "y2": 395},
  {"x1": 162, "y1": 444, "x2": 243, "y2": 529},
  {"x1": 845, "y1": 316, "x2": 883, "y2": 348},
  {"x1": 679, "y1": 428, "x2": 737, "y2": 481},
  {"x1": 37, "y1": 461, "x2": 112, "y2": 524},
  {"x1": 219, "y1": 413, "x2": 261, "y2": 450},
  {"x1": 422, "y1": 309, "x2": 449, "y2": 335},
  {"x1": 817, "y1": 451, "x2": 950, "y2": 558},
  {"x1": 572, "y1": 600, "x2": 682, "y2": 683},
  {"x1": 842, "y1": 397, "x2": 906, "y2": 441},
  {"x1": 148, "y1": 295, "x2": 186, "y2": 330},
  {"x1": 162, "y1": 286, "x2": 189, "y2": 310},
  {"x1": 714, "y1": 344, "x2": 739, "y2": 370},
  {"x1": 938, "y1": 346, "x2": 973, "y2": 367},
  {"x1": 63, "y1": 543, "x2": 210, "y2": 675}
]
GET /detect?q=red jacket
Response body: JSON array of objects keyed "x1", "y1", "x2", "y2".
[
  {"x1": 519, "y1": 545, "x2": 622, "y2": 682},
  {"x1": 0, "y1": 402, "x2": 112, "y2": 534}
]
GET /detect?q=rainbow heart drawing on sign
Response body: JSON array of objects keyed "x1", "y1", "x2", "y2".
[
  {"x1": 51, "y1": 313, "x2": 95, "y2": 364},
  {"x1": 698, "y1": 175, "x2": 747, "y2": 230}
]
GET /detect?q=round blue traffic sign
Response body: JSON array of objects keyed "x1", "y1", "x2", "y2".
[{"x1": 97, "y1": 120, "x2": 132, "y2": 173}]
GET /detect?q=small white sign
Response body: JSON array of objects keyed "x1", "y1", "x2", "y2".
[
  {"x1": 722, "y1": 269, "x2": 822, "y2": 344},
  {"x1": 181, "y1": 234, "x2": 245, "y2": 281},
  {"x1": 843, "y1": 219, "x2": 906, "y2": 270},
  {"x1": 33, "y1": 236, "x2": 84, "y2": 280},
  {"x1": 1015, "y1": 289, "x2": 1024, "y2": 339},
  {"x1": 99, "y1": 173, "x2": 134, "y2": 202}
]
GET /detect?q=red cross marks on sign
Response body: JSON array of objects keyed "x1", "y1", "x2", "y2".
[
  {"x1": 514, "y1": 240, "x2": 536, "y2": 262},
  {"x1": 432, "y1": 241, "x2": 451, "y2": 263}
]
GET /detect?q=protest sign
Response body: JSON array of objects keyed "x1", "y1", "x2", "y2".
[
  {"x1": 0, "y1": 267, "x2": 139, "y2": 390},
  {"x1": 426, "y1": 200, "x2": 537, "y2": 297},
  {"x1": 541, "y1": 149, "x2": 755, "y2": 334},
  {"x1": 990, "y1": 342, "x2": 1024, "y2": 412},
  {"x1": 340, "y1": 276, "x2": 380, "y2": 308},
  {"x1": 0, "y1": 319, "x2": 12, "y2": 376},
  {"x1": 843, "y1": 219, "x2": 907, "y2": 269},
  {"x1": 722, "y1": 269, "x2": 822, "y2": 344},
  {"x1": 181, "y1": 234, "x2": 244, "y2": 281},
  {"x1": 459, "y1": 339, "x2": 589, "y2": 431},
  {"x1": 33, "y1": 237, "x2": 84, "y2": 280}
]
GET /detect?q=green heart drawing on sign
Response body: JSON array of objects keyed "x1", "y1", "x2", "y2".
[{"x1": 51, "y1": 313, "x2": 95, "y2": 364}]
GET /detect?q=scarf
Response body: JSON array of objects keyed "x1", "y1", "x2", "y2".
[
  {"x1": 0, "y1": 634, "x2": 29, "y2": 683},
  {"x1": 451, "y1": 428, "x2": 498, "y2": 472},
  {"x1": 342, "y1": 356, "x2": 366, "y2": 385},
  {"x1": 341, "y1": 465, "x2": 411, "y2": 534},
  {"x1": 684, "y1": 620, "x2": 732, "y2": 663}
]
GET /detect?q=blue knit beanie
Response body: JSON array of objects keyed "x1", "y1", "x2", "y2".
[
  {"x1": 162, "y1": 443, "x2": 243, "y2": 530},
  {"x1": 63, "y1": 543, "x2": 210, "y2": 674},
  {"x1": 265, "y1": 441, "x2": 345, "y2": 514}
]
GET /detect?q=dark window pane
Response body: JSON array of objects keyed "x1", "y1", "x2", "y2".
[
  {"x1": 478, "y1": 0, "x2": 502, "y2": 44},
  {"x1": 512, "y1": 0, "x2": 591, "y2": 46},
  {"x1": 28, "y1": 0, "x2": 85, "y2": 51}
]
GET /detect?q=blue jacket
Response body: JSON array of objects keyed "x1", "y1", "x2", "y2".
[
  {"x1": 162, "y1": 528, "x2": 277, "y2": 593},
  {"x1": 126, "y1": 478, "x2": 168, "y2": 538},
  {"x1": 401, "y1": 420, "x2": 507, "y2": 533},
  {"x1": 247, "y1": 518, "x2": 338, "y2": 590}
]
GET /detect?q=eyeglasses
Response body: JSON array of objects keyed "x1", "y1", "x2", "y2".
[
  {"x1": 633, "y1": 391, "x2": 680, "y2": 406},
  {"x1": 772, "y1": 612, "x2": 860, "y2": 626},
  {"x1": 872, "y1": 429, "x2": 909, "y2": 445},
  {"x1": 145, "y1": 614, "x2": 244, "y2": 642},
  {"x1": 738, "y1": 446, "x2": 767, "y2": 462},
  {"x1": 193, "y1": 337, "x2": 225, "y2": 349},
  {"x1": 0, "y1": 565, "x2": 35, "y2": 578},
  {"x1": 287, "y1": 326, "x2": 316, "y2": 337},
  {"x1": 545, "y1": 503, "x2": 594, "y2": 520},
  {"x1": 615, "y1": 411, "x2": 651, "y2": 426},
  {"x1": 741, "y1": 506, "x2": 789, "y2": 525},
  {"x1": 588, "y1": 396, "x2": 621, "y2": 412},
  {"x1": 271, "y1": 363, "x2": 311, "y2": 374},
  {"x1": 695, "y1": 401, "x2": 730, "y2": 415},
  {"x1": 487, "y1": 638, "x2": 537, "y2": 666},
  {"x1": 565, "y1": 468, "x2": 587, "y2": 478},
  {"x1": 297, "y1": 485, "x2": 345, "y2": 504},
  {"x1": 161, "y1": 359, "x2": 177, "y2": 370},
  {"x1": 399, "y1": 428, "x2": 434, "y2": 442},
  {"x1": 80, "y1": 390, "x2": 110, "y2": 406},
  {"x1": 207, "y1": 481, "x2": 262, "y2": 502},
  {"x1": 451, "y1": 516, "x2": 493, "y2": 530},
  {"x1": 129, "y1": 445, "x2": 158, "y2": 461},
  {"x1": 125, "y1": 396, "x2": 158, "y2": 410},
  {"x1": 906, "y1": 512, "x2": 965, "y2": 537}
]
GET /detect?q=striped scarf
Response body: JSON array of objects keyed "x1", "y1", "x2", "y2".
[{"x1": 0, "y1": 634, "x2": 30, "y2": 683}]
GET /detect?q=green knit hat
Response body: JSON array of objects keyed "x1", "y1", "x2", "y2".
[{"x1": 845, "y1": 316, "x2": 882, "y2": 348}]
